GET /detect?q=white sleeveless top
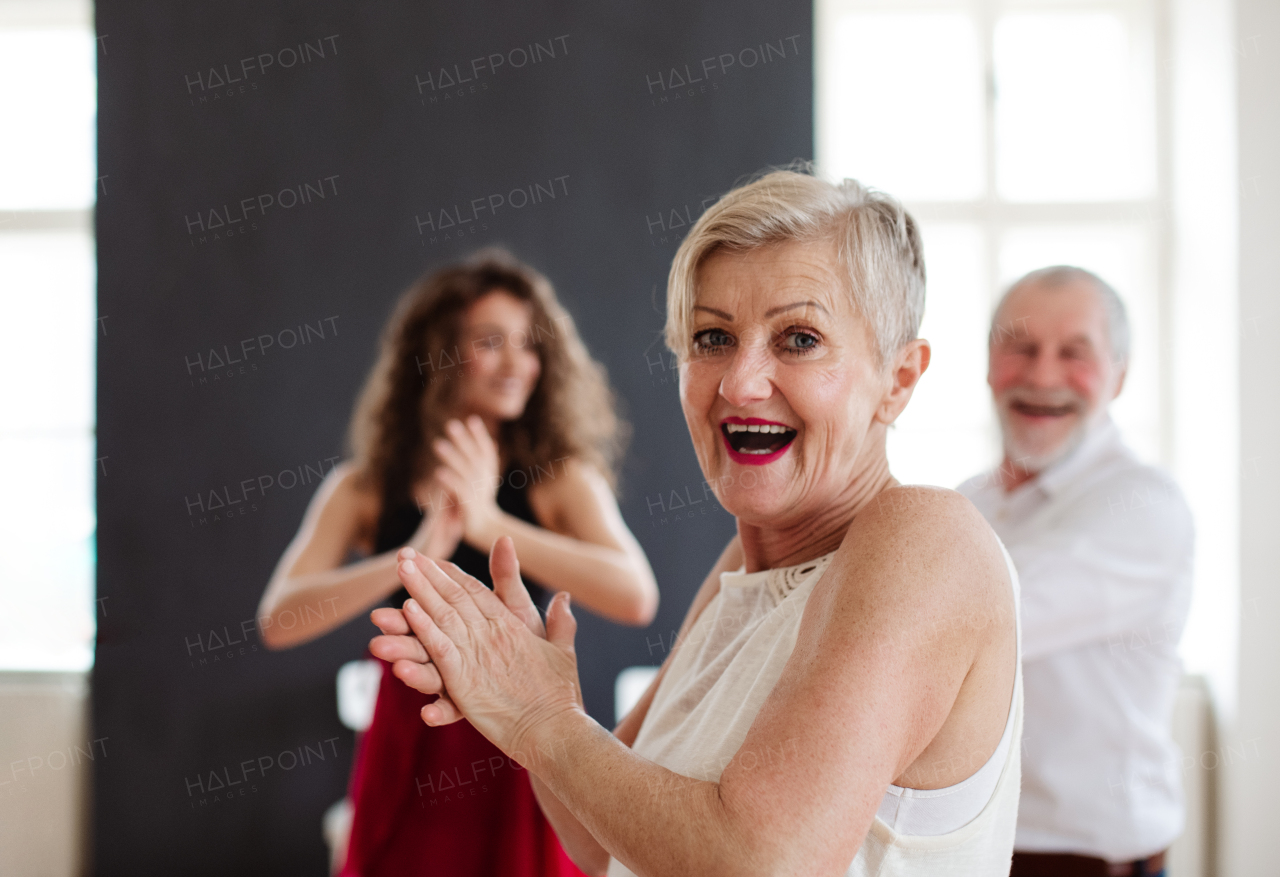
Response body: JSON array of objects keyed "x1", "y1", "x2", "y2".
[{"x1": 607, "y1": 543, "x2": 1023, "y2": 877}]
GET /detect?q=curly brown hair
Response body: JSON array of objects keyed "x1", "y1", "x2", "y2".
[{"x1": 348, "y1": 248, "x2": 624, "y2": 508}]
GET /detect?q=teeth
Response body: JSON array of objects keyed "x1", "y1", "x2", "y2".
[{"x1": 724, "y1": 423, "x2": 794, "y2": 434}]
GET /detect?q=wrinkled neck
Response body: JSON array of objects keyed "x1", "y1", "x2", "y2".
[{"x1": 736, "y1": 448, "x2": 897, "y2": 573}]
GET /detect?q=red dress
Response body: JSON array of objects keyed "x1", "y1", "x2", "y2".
[
  {"x1": 341, "y1": 478, "x2": 587, "y2": 877},
  {"x1": 340, "y1": 663, "x2": 585, "y2": 876}
]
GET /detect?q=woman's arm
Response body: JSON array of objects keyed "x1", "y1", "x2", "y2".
[
  {"x1": 382, "y1": 488, "x2": 1014, "y2": 874},
  {"x1": 493, "y1": 459, "x2": 657, "y2": 625},
  {"x1": 256, "y1": 463, "x2": 459, "y2": 649},
  {"x1": 527, "y1": 535, "x2": 742, "y2": 874}
]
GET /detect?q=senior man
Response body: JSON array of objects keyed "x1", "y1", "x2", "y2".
[{"x1": 958, "y1": 266, "x2": 1193, "y2": 877}]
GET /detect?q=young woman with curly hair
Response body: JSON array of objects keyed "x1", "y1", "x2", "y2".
[{"x1": 257, "y1": 248, "x2": 657, "y2": 876}]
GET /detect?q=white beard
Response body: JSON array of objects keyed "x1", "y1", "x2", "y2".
[
  {"x1": 995, "y1": 388, "x2": 1094, "y2": 476},
  {"x1": 999, "y1": 413, "x2": 1090, "y2": 475}
]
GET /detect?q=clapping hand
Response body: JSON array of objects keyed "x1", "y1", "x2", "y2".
[
  {"x1": 408, "y1": 476, "x2": 463, "y2": 559},
  {"x1": 431, "y1": 416, "x2": 503, "y2": 550},
  {"x1": 369, "y1": 537, "x2": 582, "y2": 759}
]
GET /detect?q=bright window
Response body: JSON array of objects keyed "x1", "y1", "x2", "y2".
[
  {"x1": 821, "y1": 12, "x2": 985, "y2": 201},
  {"x1": 993, "y1": 11, "x2": 1156, "y2": 202},
  {"x1": 0, "y1": 0, "x2": 98, "y2": 671},
  {"x1": 817, "y1": 0, "x2": 1163, "y2": 489}
]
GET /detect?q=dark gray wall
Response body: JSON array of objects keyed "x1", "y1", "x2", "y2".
[{"x1": 94, "y1": 2, "x2": 811, "y2": 873}]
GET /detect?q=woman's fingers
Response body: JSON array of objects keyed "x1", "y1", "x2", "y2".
[
  {"x1": 439, "y1": 418, "x2": 500, "y2": 503},
  {"x1": 439, "y1": 559, "x2": 518, "y2": 624},
  {"x1": 433, "y1": 465, "x2": 481, "y2": 518},
  {"x1": 420, "y1": 692, "x2": 464, "y2": 726},
  {"x1": 397, "y1": 555, "x2": 476, "y2": 637},
  {"x1": 465, "y1": 415, "x2": 500, "y2": 466},
  {"x1": 432, "y1": 466, "x2": 467, "y2": 504},
  {"x1": 546, "y1": 592, "x2": 577, "y2": 652},
  {"x1": 408, "y1": 555, "x2": 491, "y2": 628},
  {"x1": 447, "y1": 417, "x2": 484, "y2": 463},
  {"x1": 406, "y1": 543, "x2": 532, "y2": 631},
  {"x1": 401, "y1": 598, "x2": 461, "y2": 678},
  {"x1": 389, "y1": 654, "x2": 445, "y2": 695},
  {"x1": 370, "y1": 605, "x2": 410, "y2": 636},
  {"x1": 369, "y1": 631, "x2": 430, "y2": 665},
  {"x1": 490, "y1": 537, "x2": 545, "y2": 636},
  {"x1": 545, "y1": 592, "x2": 582, "y2": 707},
  {"x1": 432, "y1": 437, "x2": 474, "y2": 482}
]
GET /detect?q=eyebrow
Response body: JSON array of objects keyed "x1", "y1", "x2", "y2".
[
  {"x1": 766, "y1": 300, "x2": 829, "y2": 318},
  {"x1": 693, "y1": 305, "x2": 734, "y2": 319},
  {"x1": 1062, "y1": 335, "x2": 1097, "y2": 349},
  {"x1": 693, "y1": 300, "x2": 830, "y2": 321},
  {"x1": 995, "y1": 333, "x2": 1099, "y2": 349}
]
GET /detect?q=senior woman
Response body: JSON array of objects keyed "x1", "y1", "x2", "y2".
[{"x1": 369, "y1": 170, "x2": 1022, "y2": 875}]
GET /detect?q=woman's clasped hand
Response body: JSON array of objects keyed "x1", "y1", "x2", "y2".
[
  {"x1": 427, "y1": 415, "x2": 505, "y2": 548},
  {"x1": 369, "y1": 537, "x2": 583, "y2": 758}
]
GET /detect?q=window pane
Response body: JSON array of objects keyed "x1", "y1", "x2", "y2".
[
  {"x1": 0, "y1": 29, "x2": 97, "y2": 209},
  {"x1": 0, "y1": 434, "x2": 96, "y2": 671},
  {"x1": 998, "y1": 225, "x2": 1160, "y2": 463},
  {"x1": 820, "y1": 12, "x2": 984, "y2": 200},
  {"x1": 888, "y1": 224, "x2": 997, "y2": 487},
  {"x1": 0, "y1": 229, "x2": 96, "y2": 671},
  {"x1": 0, "y1": 231, "x2": 96, "y2": 432},
  {"x1": 994, "y1": 11, "x2": 1155, "y2": 201}
]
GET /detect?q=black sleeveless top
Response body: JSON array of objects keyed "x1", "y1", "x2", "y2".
[{"x1": 376, "y1": 468, "x2": 553, "y2": 613}]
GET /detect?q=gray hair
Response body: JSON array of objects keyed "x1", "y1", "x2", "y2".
[
  {"x1": 993, "y1": 265, "x2": 1130, "y2": 365},
  {"x1": 665, "y1": 168, "x2": 926, "y2": 365}
]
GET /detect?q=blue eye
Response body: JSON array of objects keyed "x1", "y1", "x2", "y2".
[
  {"x1": 780, "y1": 329, "x2": 820, "y2": 354},
  {"x1": 693, "y1": 329, "x2": 734, "y2": 352}
]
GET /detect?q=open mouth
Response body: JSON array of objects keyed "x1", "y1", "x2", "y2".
[
  {"x1": 1010, "y1": 401, "x2": 1077, "y2": 418},
  {"x1": 720, "y1": 418, "x2": 797, "y2": 463}
]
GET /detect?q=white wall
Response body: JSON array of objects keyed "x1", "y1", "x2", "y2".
[
  {"x1": 0, "y1": 672, "x2": 91, "y2": 876},
  {"x1": 1171, "y1": 0, "x2": 1240, "y2": 723},
  {"x1": 1223, "y1": 0, "x2": 1280, "y2": 871}
]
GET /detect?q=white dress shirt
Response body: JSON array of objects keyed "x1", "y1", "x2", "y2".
[{"x1": 958, "y1": 416, "x2": 1193, "y2": 862}]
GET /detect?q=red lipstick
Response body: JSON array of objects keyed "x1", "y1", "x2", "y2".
[{"x1": 718, "y1": 417, "x2": 797, "y2": 466}]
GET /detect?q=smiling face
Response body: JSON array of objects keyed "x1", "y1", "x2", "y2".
[
  {"x1": 679, "y1": 239, "x2": 923, "y2": 529},
  {"x1": 451, "y1": 289, "x2": 543, "y2": 425},
  {"x1": 988, "y1": 277, "x2": 1125, "y2": 475}
]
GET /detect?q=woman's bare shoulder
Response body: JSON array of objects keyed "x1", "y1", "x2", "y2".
[
  {"x1": 529, "y1": 456, "x2": 602, "y2": 496},
  {"x1": 836, "y1": 484, "x2": 1007, "y2": 607},
  {"x1": 526, "y1": 456, "x2": 605, "y2": 518},
  {"x1": 323, "y1": 460, "x2": 379, "y2": 503},
  {"x1": 312, "y1": 461, "x2": 381, "y2": 537},
  {"x1": 855, "y1": 484, "x2": 993, "y2": 545}
]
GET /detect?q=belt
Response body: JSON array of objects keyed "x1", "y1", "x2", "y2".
[{"x1": 1010, "y1": 850, "x2": 1167, "y2": 877}]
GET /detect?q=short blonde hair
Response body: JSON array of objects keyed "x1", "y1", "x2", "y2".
[{"x1": 665, "y1": 168, "x2": 926, "y2": 365}]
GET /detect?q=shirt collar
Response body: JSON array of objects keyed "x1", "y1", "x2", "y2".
[{"x1": 1032, "y1": 414, "x2": 1121, "y2": 498}]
